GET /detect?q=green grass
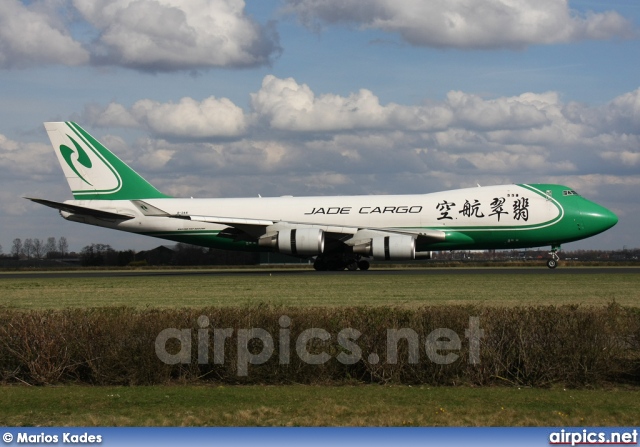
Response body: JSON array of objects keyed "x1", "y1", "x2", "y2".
[
  {"x1": 0, "y1": 270, "x2": 638, "y2": 309},
  {"x1": 1, "y1": 268, "x2": 639, "y2": 427},
  {"x1": 1, "y1": 385, "x2": 638, "y2": 427}
]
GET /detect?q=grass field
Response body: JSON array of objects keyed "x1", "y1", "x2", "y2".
[
  {"x1": 0, "y1": 269, "x2": 639, "y2": 308},
  {"x1": 1, "y1": 268, "x2": 639, "y2": 427},
  {"x1": 1, "y1": 385, "x2": 639, "y2": 427}
]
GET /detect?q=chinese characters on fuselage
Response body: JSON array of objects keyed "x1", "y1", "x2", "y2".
[{"x1": 436, "y1": 197, "x2": 530, "y2": 221}]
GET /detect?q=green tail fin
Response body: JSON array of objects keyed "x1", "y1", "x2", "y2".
[{"x1": 45, "y1": 122, "x2": 169, "y2": 200}]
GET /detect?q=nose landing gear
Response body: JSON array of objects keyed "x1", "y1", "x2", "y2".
[{"x1": 547, "y1": 246, "x2": 561, "y2": 269}]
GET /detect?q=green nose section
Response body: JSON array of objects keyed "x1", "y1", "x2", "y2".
[{"x1": 581, "y1": 202, "x2": 618, "y2": 236}]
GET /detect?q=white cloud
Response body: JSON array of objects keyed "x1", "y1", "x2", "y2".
[
  {"x1": 85, "y1": 96, "x2": 247, "y2": 138},
  {"x1": 251, "y1": 76, "x2": 559, "y2": 134},
  {"x1": 251, "y1": 75, "x2": 457, "y2": 132},
  {"x1": 0, "y1": 0, "x2": 89, "y2": 68},
  {"x1": 251, "y1": 75, "x2": 389, "y2": 131},
  {"x1": 601, "y1": 88, "x2": 640, "y2": 134},
  {"x1": 601, "y1": 150, "x2": 640, "y2": 167},
  {"x1": 132, "y1": 97, "x2": 247, "y2": 138},
  {"x1": 0, "y1": 134, "x2": 54, "y2": 176},
  {"x1": 84, "y1": 103, "x2": 138, "y2": 128},
  {"x1": 0, "y1": 0, "x2": 279, "y2": 71},
  {"x1": 74, "y1": 0, "x2": 280, "y2": 71},
  {"x1": 134, "y1": 140, "x2": 176, "y2": 171},
  {"x1": 284, "y1": 0, "x2": 634, "y2": 49},
  {"x1": 447, "y1": 91, "x2": 553, "y2": 130},
  {"x1": 76, "y1": 76, "x2": 640, "y2": 185}
]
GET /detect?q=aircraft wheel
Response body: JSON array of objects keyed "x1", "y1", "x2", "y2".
[
  {"x1": 358, "y1": 260, "x2": 370, "y2": 271},
  {"x1": 326, "y1": 260, "x2": 344, "y2": 271},
  {"x1": 347, "y1": 261, "x2": 358, "y2": 271},
  {"x1": 546, "y1": 259, "x2": 558, "y2": 269}
]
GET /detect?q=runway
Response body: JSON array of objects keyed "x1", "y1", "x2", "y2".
[{"x1": 0, "y1": 266, "x2": 638, "y2": 279}]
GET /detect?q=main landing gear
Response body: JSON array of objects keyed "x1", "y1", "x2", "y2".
[
  {"x1": 313, "y1": 254, "x2": 370, "y2": 271},
  {"x1": 547, "y1": 246, "x2": 561, "y2": 269}
]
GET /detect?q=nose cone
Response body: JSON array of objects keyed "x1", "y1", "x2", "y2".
[{"x1": 581, "y1": 202, "x2": 618, "y2": 236}]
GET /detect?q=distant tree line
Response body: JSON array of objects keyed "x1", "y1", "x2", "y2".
[
  {"x1": 1, "y1": 238, "x2": 259, "y2": 267},
  {"x1": 78, "y1": 242, "x2": 259, "y2": 267},
  {"x1": 6, "y1": 237, "x2": 69, "y2": 259},
  {"x1": 2, "y1": 236, "x2": 637, "y2": 267}
]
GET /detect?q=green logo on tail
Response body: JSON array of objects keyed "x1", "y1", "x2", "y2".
[
  {"x1": 60, "y1": 136, "x2": 93, "y2": 186},
  {"x1": 56, "y1": 121, "x2": 169, "y2": 200}
]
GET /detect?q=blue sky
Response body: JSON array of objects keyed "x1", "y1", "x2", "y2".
[{"x1": 0, "y1": 0, "x2": 639, "y2": 254}]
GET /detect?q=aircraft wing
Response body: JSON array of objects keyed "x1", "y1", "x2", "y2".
[
  {"x1": 26, "y1": 198, "x2": 135, "y2": 221},
  {"x1": 130, "y1": 200, "x2": 275, "y2": 237}
]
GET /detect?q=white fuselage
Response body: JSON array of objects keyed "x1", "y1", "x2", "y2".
[{"x1": 62, "y1": 184, "x2": 560, "y2": 246}]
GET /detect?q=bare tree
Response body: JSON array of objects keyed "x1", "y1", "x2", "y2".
[
  {"x1": 80, "y1": 243, "x2": 115, "y2": 266},
  {"x1": 0, "y1": 243, "x2": 3, "y2": 255},
  {"x1": 11, "y1": 238, "x2": 22, "y2": 257},
  {"x1": 32, "y1": 238, "x2": 44, "y2": 259},
  {"x1": 22, "y1": 238, "x2": 33, "y2": 259},
  {"x1": 58, "y1": 237, "x2": 68, "y2": 259},
  {"x1": 45, "y1": 237, "x2": 57, "y2": 257}
]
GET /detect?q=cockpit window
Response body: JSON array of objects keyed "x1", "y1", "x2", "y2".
[{"x1": 563, "y1": 190, "x2": 579, "y2": 196}]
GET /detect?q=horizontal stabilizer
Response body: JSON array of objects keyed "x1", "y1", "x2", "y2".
[{"x1": 26, "y1": 198, "x2": 135, "y2": 221}]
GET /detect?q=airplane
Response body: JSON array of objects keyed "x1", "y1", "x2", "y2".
[{"x1": 27, "y1": 122, "x2": 618, "y2": 270}]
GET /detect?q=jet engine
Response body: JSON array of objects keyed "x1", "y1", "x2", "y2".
[
  {"x1": 353, "y1": 235, "x2": 416, "y2": 260},
  {"x1": 259, "y1": 228, "x2": 325, "y2": 256}
]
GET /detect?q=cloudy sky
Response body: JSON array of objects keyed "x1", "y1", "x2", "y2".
[{"x1": 1, "y1": 0, "x2": 638, "y2": 254}]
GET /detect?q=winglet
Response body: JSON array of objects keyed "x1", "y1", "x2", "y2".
[{"x1": 25, "y1": 197, "x2": 135, "y2": 220}]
